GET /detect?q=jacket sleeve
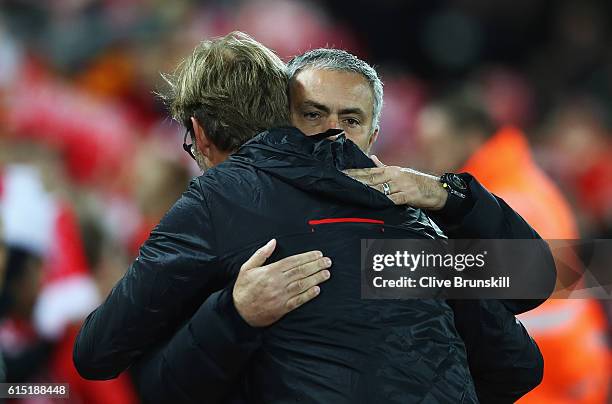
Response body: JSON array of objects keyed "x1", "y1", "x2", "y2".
[
  {"x1": 430, "y1": 174, "x2": 551, "y2": 402},
  {"x1": 430, "y1": 173, "x2": 544, "y2": 239},
  {"x1": 429, "y1": 173, "x2": 556, "y2": 314},
  {"x1": 131, "y1": 286, "x2": 260, "y2": 404},
  {"x1": 74, "y1": 179, "x2": 230, "y2": 380},
  {"x1": 448, "y1": 299, "x2": 543, "y2": 404}
]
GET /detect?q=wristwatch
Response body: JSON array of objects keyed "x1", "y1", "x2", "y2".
[
  {"x1": 440, "y1": 173, "x2": 468, "y2": 200},
  {"x1": 429, "y1": 173, "x2": 473, "y2": 222}
]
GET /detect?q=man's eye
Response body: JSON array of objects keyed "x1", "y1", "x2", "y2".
[
  {"x1": 304, "y1": 112, "x2": 321, "y2": 120},
  {"x1": 344, "y1": 118, "x2": 360, "y2": 127}
]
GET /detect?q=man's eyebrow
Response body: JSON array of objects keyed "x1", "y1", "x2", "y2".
[
  {"x1": 302, "y1": 101, "x2": 365, "y2": 117},
  {"x1": 302, "y1": 100, "x2": 330, "y2": 113},
  {"x1": 338, "y1": 107, "x2": 365, "y2": 117}
]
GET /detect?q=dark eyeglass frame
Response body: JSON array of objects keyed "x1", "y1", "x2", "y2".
[{"x1": 183, "y1": 127, "x2": 196, "y2": 161}]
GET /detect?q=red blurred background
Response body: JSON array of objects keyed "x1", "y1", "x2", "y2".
[{"x1": 0, "y1": 0, "x2": 610, "y2": 403}]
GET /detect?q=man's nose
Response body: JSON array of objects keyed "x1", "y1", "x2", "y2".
[{"x1": 324, "y1": 116, "x2": 341, "y2": 130}]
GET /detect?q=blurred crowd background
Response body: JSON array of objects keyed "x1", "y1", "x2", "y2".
[{"x1": 0, "y1": 0, "x2": 610, "y2": 403}]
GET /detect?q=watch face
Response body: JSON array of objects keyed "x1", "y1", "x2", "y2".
[{"x1": 449, "y1": 174, "x2": 467, "y2": 190}]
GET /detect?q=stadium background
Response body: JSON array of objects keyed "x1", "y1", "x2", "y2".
[{"x1": 0, "y1": 0, "x2": 610, "y2": 402}]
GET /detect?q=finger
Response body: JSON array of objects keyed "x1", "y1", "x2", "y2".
[
  {"x1": 343, "y1": 167, "x2": 386, "y2": 178},
  {"x1": 370, "y1": 155, "x2": 386, "y2": 168},
  {"x1": 388, "y1": 192, "x2": 408, "y2": 206},
  {"x1": 240, "y1": 239, "x2": 276, "y2": 271},
  {"x1": 266, "y1": 250, "x2": 323, "y2": 273},
  {"x1": 285, "y1": 286, "x2": 321, "y2": 312},
  {"x1": 371, "y1": 181, "x2": 400, "y2": 196},
  {"x1": 284, "y1": 257, "x2": 332, "y2": 283},
  {"x1": 286, "y1": 268, "x2": 331, "y2": 295},
  {"x1": 345, "y1": 168, "x2": 391, "y2": 186}
]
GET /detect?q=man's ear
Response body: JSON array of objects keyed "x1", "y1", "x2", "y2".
[
  {"x1": 191, "y1": 117, "x2": 211, "y2": 158},
  {"x1": 368, "y1": 127, "x2": 380, "y2": 150}
]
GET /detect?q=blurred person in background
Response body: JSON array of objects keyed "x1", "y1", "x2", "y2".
[
  {"x1": 0, "y1": 244, "x2": 47, "y2": 383},
  {"x1": 0, "y1": 143, "x2": 139, "y2": 403},
  {"x1": 538, "y1": 98, "x2": 612, "y2": 239},
  {"x1": 128, "y1": 139, "x2": 192, "y2": 256},
  {"x1": 53, "y1": 217, "x2": 140, "y2": 404},
  {"x1": 414, "y1": 93, "x2": 610, "y2": 404},
  {"x1": 0, "y1": 217, "x2": 6, "y2": 293}
]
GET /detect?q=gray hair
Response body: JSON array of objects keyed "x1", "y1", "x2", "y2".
[{"x1": 287, "y1": 49, "x2": 383, "y2": 131}]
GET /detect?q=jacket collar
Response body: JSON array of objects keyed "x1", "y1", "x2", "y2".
[
  {"x1": 229, "y1": 127, "x2": 393, "y2": 209},
  {"x1": 238, "y1": 126, "x2": 376, "y2": 171}
]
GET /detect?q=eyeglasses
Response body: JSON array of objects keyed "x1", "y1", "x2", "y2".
[{"x1": 182, "y1": 127, "x2": 196, "y2": 161}]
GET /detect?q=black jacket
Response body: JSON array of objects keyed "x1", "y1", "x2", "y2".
[{"x1": 74, "y1": 127, "x2": 553, "y2": 403}]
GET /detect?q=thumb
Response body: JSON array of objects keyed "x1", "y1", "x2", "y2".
[
  {"x1": 241, "y1": 239, "x2": 276, "y2": 271},
  {"x1": 371, "y1": 155, "x2": 386, "y2": 168}
]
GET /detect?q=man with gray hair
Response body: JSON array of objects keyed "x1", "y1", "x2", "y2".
[
  {"x1": 287, "y1": 48, "x2": 384, "y2": 153},
  {"x1": 287, "y1": 48, "x2": 551, "y2": 402},
  {"x1": 75, "y1": 34, "x2": 552, "y2": 403}
]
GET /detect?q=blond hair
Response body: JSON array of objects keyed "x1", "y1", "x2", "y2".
[{"x1": 160, "y1": 32, "x2": 290, "y2": 152}]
